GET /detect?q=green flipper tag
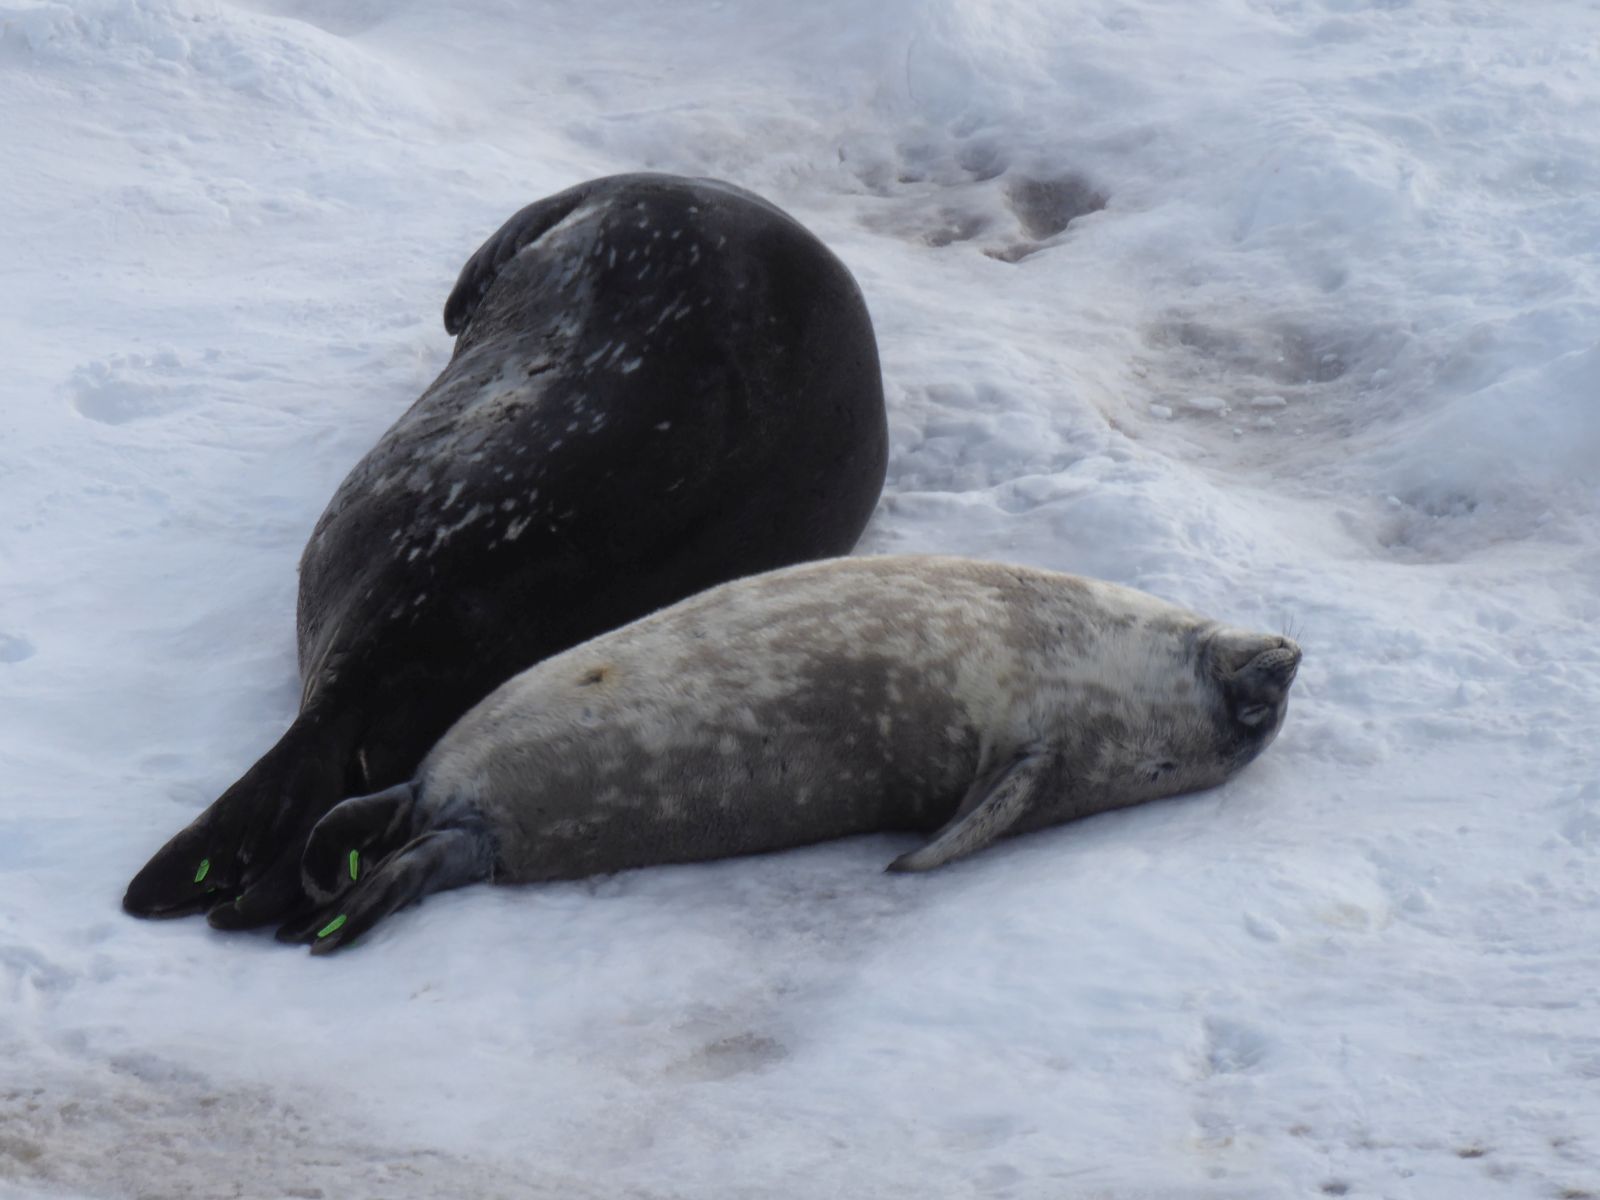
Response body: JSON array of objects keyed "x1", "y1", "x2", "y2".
[
  {"x1": 348, "y1": 850, "x2": 360, "y2": 882},
  {"x1": 317, "y1": 914, "x2": 348, "y2": 939},
  {"x1": 193, "y1": 859, "x2": 210, "y2": 885}
]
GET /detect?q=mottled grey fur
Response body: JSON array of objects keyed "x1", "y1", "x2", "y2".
[{"x1": 290, "y1": 555, "x2": 1300, "y2": 951}]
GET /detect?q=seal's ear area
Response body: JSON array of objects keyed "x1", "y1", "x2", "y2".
[
  {"x1": 277, "y1": 827, "x2": 492, "y2": 954},
  {"x1": 123, "y1": 714, "x2": 349, "y2": 919},
  {"x1": 298, "y1": 782, "x2": 419, "y2": 906}
]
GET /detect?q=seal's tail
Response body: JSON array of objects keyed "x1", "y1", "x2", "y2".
[
  {"x1": 122, "y1": 711, "x2": 355, "y2": 924},
  {"x1": 277, "y1": 787, "x2": 491, "y2": 953}
]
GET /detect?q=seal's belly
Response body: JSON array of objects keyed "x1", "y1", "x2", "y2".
[{"x1": 484, "y1": 684, "x2": 983, "y2": 883}]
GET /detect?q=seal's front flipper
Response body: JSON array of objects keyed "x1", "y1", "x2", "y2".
[
  {"x1": 887, "y1": 753, "x2": 1054, "y2": 873},
  {"x1": 278, "y1": 827, "x2": 492, "y2": 954}
]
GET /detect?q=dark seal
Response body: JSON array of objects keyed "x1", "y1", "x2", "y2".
[{"x1": 124, "y1": 174, "x2": 888, "y2": 928}]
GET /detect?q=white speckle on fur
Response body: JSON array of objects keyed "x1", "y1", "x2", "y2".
[
  {"x1": 505, "y1": 515, "x2": 532, "y2": 541},
  {"x1": 430, "y1": 503, "x2": 490, "y2": 551}
]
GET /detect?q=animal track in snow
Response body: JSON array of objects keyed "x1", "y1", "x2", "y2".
[
  {"x1": 984, "y1": 174, "x2": 1109, "y2": 261},
  {"x1": 1006, "y1": 175, "x2": 1107, "y2": 239},
  {"x1": 0, "y1": 634, "x2": 35, "y2": 664},
  {"x1": 661, "y1": 1031, "x2": 789, "y2": 1082},
  {"x1": 849, "y1": 134, "x2": 1105, "y2": 259},
  {"x1": 1199, "y1": 1016, "x2": 1272, "y2": 1077},
  {"x1": 0, "y1": 943, "x2": 75, "y2": 1006},
  {"x1": 68, "y1": 352, "x2": 196, "y2": 425}
]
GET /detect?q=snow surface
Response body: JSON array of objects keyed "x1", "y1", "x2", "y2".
[{"x1": 4, "y1": 0, "x2": 1599, "y2": 1196}]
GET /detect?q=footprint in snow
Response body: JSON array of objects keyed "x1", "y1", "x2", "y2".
[
  {"x1": 1200, "y1": 1015, "x2": 1272, "y2": 1077},
  {"x1": 68, "y1": 352, "x2": 196, "y2": 425},
  {"x1": 986, "y1": 174, "x2": 1108, "y2": 263},
  {"x1": 0, "y1": 633, "x2": 35, "y2": 663}
]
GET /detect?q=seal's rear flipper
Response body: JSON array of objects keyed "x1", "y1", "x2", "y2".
[
  {"x1": 297, "y1": 782, "x2": 419, "y2": 904},
  {"x1": 277, "y1": 826, "x2": 493, "y2": 954},
  {"x1": 122, "y1": 712, "x2": 353, "y2": 919},
  {"x1": 206, "y1": 849, "x2": 315, "y2": 930},
  {"x1": 886, "y1": 753, "x2": 1054, "y2": 873}
]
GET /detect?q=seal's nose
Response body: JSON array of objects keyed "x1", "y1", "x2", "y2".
[
  {"x1": 1277, "y1": 639, "x2": 1302, "y2": 684},
  {"x1": 1250, "y1": 641, "x2": 1301, "y2": 687}
]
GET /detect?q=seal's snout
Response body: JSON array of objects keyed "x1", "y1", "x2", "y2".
[{"x1": 1251, "y1": 638, "x2": 1302, "y2": 687}]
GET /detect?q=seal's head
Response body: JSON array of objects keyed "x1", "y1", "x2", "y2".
[
  {"x1": 1199, "y1": 626, "x2": 1302, "y2": 767},
  {"x1": 1079, "y1": 616, "x2": 1301, "y2": 805}
]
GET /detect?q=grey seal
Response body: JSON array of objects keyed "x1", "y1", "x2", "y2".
[
  {"x1": 283, "y1": 554, "x2": 1301, "y2": 952},
  {"x1": 122, "y1": 173, "x2": 888, "y2": 928}
]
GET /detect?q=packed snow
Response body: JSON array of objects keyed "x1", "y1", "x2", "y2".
[{"x1": 3, "y1": 0, "x2": 1598, "y2": 1196}]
